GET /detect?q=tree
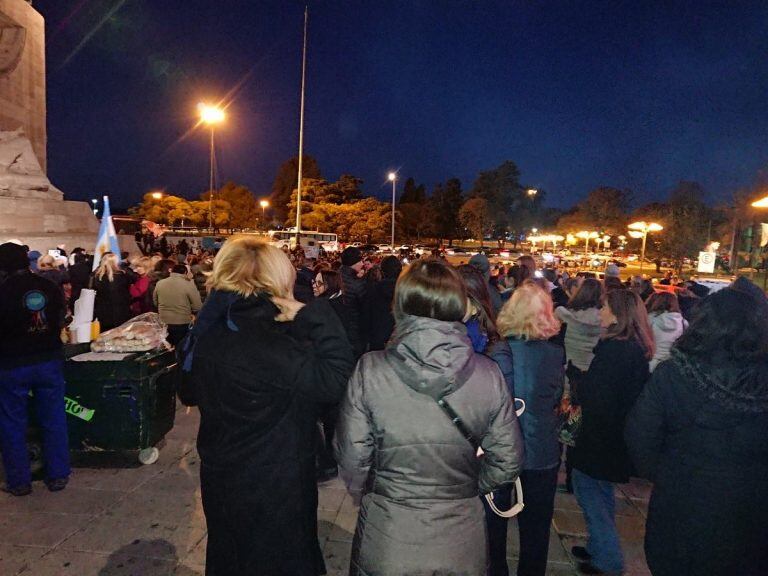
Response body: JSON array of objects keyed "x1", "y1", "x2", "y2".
[
  {"x1": 459, "y1": 197, "x2": 491, "y2": 243},
  {"x1": 286, "y1": 178, "x2": 330, "y2": 225},
  {"x1": 430, "y1": 178, "x2": 463, "y2": 244},
  {"x1": 270, "y1": 155, "x2": 322, "y2": 221},
  {"x1": 214, "y1": 181, "x2": 258, "y2": 230},
  {"x1": 557, "y1": 187, "x2": 631, "y2": 234},
  {"x1": 469, "y1": 161, "x2": 524, "y2": 240}
]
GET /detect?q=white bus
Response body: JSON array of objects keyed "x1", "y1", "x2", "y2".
[{"x1": 267, "y1": 229, "x2": 340, "y2": 256}]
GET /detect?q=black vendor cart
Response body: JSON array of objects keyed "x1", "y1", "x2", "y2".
[{"x1": 59, "y1": 344, "x2": 178, "y2": 465}]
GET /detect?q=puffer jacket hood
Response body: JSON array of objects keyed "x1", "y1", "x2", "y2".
[
  {"x1": 671, "y1": 348, "x2": 768, "y2": 413},
  {"x1": 651, "y1": 311, "x2": 686, "y2": 333},
  {"x1": 556, "y1": 306, "x2": 601, "y2": 327},
  {"x1": 386, "y1": 315, "x2": 474, "y2": 400}
]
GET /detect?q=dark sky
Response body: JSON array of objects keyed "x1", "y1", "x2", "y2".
[{"x1": 35, "y1": 0, "x2": 768, "y2": 211}]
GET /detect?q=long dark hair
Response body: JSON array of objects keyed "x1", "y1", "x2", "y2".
[
  {"x1": 567, "y1": 278, "x2": 602, "y2": 311},
  {"x1": 394, "y1": 260, "x2": 467, "y2": 322},
  {"x1": 458, "y1": 265, "x2": 500, "y2": 343},
  {"x1": 319, "y1": 269, "x2": 343, "y2": 296},
  {"x1": 675, "y1": 288, "x2": 768, "y2": 362},
  {"x1": 603, "y1": 289, "x2": 655, "y2": 360}
]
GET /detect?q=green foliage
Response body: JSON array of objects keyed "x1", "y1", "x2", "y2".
[
  {"x1": 430, "y1": 178, "x2": 464, "y2": 243},
  {"x1": 270, "y1": 155, "x2": 322, "y2": 221},
  {"x1": 558, "y1": 187, "x2": 631, "y2": 234},
  {"x1": 459, "y1": 197, "x2": 491, "y2": 242},
  {"x1": 469, "y1": 161, "x2": 524, "y2": 237}
]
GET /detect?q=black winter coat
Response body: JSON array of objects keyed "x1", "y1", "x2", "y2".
[
  {"x1": 92, "y1": 272, "x2": 132, "y2": 330},
  {"x1": 366, "y1": 277, "x2": 396, "y2": 351},
  {"x1": 191, "y1": 296, "x2": 355, "y2": 575},
  {"x1": 570, "y1": 338, "x2": 648, "y2": 483},
  {"x1": 625, "y1": 352, "x2": 768, "y2": 576},
  {"x1": 340, "y1": 265, "x2": 367, "y2": 356}
]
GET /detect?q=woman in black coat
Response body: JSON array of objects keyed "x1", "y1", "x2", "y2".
[
  {"x1": 91, "y1": 252, "x2": 132, "y2": 330},
  {"x1": 187, "y1": 237, "x2": 355, "y2": 575},
  {"x1": 626, "y1": 287, "x2": 768, "y2": 576},
  {"x1": 570, "y1": 289, "x2": 653, "y2": 575}
]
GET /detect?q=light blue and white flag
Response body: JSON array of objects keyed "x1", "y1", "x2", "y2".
[{"x1": 92, "y1": 195, "x2": 121, "y2": 271}]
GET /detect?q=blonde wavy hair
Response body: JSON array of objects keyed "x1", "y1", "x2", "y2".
[
  {"x1": 95, "y1": 252, "x2": 122, "y2": 282},
  {"x1": 37, "y1": 254, "x2": 57, "y2": 270},
  {"x1": 497, "y1": 280, "x2": 561, "y2": 340},
  {"x1": 206, "y1": 235, "x2": 295, "y2": 298},
  {"x1": 132, "y1": 256, "x2": 152, "y2": 276}
]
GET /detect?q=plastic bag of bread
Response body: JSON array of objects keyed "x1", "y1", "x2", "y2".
[{"x1": 91, "y1": 312, "x2": 169, "y2": 353}]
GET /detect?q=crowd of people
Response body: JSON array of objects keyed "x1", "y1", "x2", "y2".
[{"x1": 1, "y1": 234, "x2": 767, "y2": 576}]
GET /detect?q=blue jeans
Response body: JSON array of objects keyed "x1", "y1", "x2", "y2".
[
  {"x1": 572, "y1": 469, "x2": 623, "y2": 572},
  {"x1": 0, "y1": 360, "x2": 70, "y2": 488}
]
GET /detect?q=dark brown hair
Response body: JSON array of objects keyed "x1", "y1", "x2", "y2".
[
  {"x1": 458, "y1": 265, "x2": 500, "y2": 343},
  {"x1": 319, "y1": 269, "x2": 343, "y2": 296},
  {"x1": 567, "y1": 278, "x2": 603, "y2": 311},
  {"x1": 394, "y1": 260, "x2": 467, "y2": 322},
  {"x1": 646, "y1": 291, "x2": 680, "y2": 314},
  {"x1": 603, "y1": 289, "x2": 655, "y2": 360}
]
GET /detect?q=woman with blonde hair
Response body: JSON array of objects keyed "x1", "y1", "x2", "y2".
[
  {"x1": 91, "y1": 252, "x2": 132, "y2": 330},
  {"x1": 129, "y1": 257, "x2": 153, "y2": 315},
  {"x1": 335, "y1": 259, "x2": 523, "y2": 575},
  {"x1": 497, "y1": 280, "x2": 565, "y2": 576},
  {"x1": 569, "y1": 289, "x2": 652, "y2": 575},
  {"x1": 35, "y1": 253, "x2": 70, "y2": 293},
  {"x1": 182, "y1": 235, "x2": 354, "y2": 576}
]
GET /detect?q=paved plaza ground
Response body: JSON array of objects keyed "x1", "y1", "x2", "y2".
[{"x1": 0, "y1": 404, "x2": 653, "y2": 575}]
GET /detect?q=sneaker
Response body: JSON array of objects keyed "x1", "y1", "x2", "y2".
[
  {"x1": 572, "y1": 546, "x2": 592, "y2": 561},
  {"x1": 2, "y1": 484, "x2": 32, "y2": 497},
  {"x1": 45, "y1": 477, "x2": 69, "y2": 492}
]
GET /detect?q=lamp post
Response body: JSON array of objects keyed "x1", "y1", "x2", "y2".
[
  {"x1": 527, "y1": 188, "x2": 538, "y2": 198},
  {"x1": 576, "y1": 231, "x2": 599, "y2": 257},
  {"x1": 151, "y1": 191, "x2": 163, "y2": 200},
  {"x1": 198, "y1": 102, "x2": 225, "y2": 231},
  {"x1": 260, "y1": 200, "x2": 269, "y2": 228},
  {"x1": 91, "y1": 198, "x2": 98, "y2": 216},
  {"x1": 388, "y1": 172, "x2": 397, "y2": 250},
  {"x1": 628, "y1": 221, "x2": 663, "y2": 274}
]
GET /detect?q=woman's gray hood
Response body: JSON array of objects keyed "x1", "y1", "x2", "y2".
[{"x1": 386, "y1": 315, "x2": 475, "y2": 400}]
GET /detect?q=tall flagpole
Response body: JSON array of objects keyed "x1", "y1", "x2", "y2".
[{"x1": 294, "y1": 7, "x2": 308, "y2": 248}]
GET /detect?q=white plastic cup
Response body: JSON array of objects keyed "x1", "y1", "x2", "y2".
[{"x1": 75, "y1": 323, "x2": 92, "y2": 343}]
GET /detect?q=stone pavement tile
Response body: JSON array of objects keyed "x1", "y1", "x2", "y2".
[
  {"x1": 328, "y1": 494, "x2": 358, "y2": 543},
  {"x1": 545, "y1": 561, "x2": 578, "y2": 575},
  {"x1": 323, "y1": 539, "x2": 352, "y2": 573},
  {"x1": 154, "y1": 439, "x2": 197, "y2": 463},
  {"x1": 69, "y1": 464, "x2": 165, "y2": 492},
  {"x1": 554, "y1": 490, "x2": 639, "y2": 517},
  {"x1": 318, "y1": 482, "x2": 347, "y2": 512},
  {"x1": 552, "y1": 510, "x2": 588, "y2": 538},
  {"x1": 138, "y1": 458, "x2": 201, "y2": 495},
  {"x1": 0, "y1": 512, "x2": 90, "y2": 548},
  {"x1": 59, "y1": 498, "x2": 206, "y2": 559},
  {"x1": 318, "y1": 508, "x2": 338, "y2": 543},
  {"x1": 18, "y1": 548, "x2": 179, "y2": 576},
  {"x1": 0, "y1": 486, "x2": 124, "y2": 516},
  {"x1": 620, "y1": 479, "x2": 653, "y2": 502},
  {"x1": 178, "y1": 535, "x2": 207, "y2": 570},
  {"x1": 561, "y1": 535, "x2": 650, "y2": 573},
  {"x1": 0, "y1": 544, "x2": 46, "y2": 576}
]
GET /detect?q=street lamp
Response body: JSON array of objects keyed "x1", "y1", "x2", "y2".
[
  {"x1": 198, "y1": 102, "x2": 226, "y2": 230},
  {"x1": 91, "y1": 198, "x2": 98, "y2": 216},
  {"x1": 260, "y1": 200, "x2": 269, "y2": 228},
  {"x1": 752, "y1": 195, "x2": 768, "y2": 208},
  {"x1": 388, "y1": 172, "x2": 397, "y2": 250},
  {"x1": 151, "y1": 191, "x2": 163, "y2": 200},
  {"x1": 576, "y1": 231, "x2": 599, "y2": 256},
  {"x1": 627, "y1": 221, "x2": 663, "y2": 274},
  {"x1": 527, "y1": 189, "x2": 538, "y2": 198}
]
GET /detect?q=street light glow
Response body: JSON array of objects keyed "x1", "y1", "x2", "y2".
[
  {"x1": 388, "y1": 172, "x2": 396, "y2": 182},
  {"x1": 527, "y1": 189, "x2": 538, "y2": 197},
  {"x1": 260, "y1": 200, "x2": 270, "y2": 208},
  {"x1": 751, "y1": 195, "x2": 768, "y2": 208},
  {"x1": 198, "y1": 102, "x2": 225, "y2": 125},
  {"x1": 151, "y1": 191, "x2": 163, "y2": 200},
  {"x1": 628, "y1": 221, "x2": 663, "y2": 233}
]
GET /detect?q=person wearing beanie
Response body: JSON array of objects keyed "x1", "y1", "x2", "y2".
[
  {"x1": 469, "y1": 252, "x2": 503, "y2": 314},
  {"x1": 366, "y1": 256, "x2": 403, "y2": 351},
  {"x1": 605, "y1": 263, "x2": 621, "y2": 279},
  {"x1": 0, "y1": 243, "x2": 70, "y2": 496},
  {"x1": 339, "y1": 246, "x2": 368, "y2": 356}
]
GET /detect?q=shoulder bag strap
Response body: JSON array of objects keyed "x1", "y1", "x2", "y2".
[{"x1": 436, "y1": 395, "x2": 524, "y2": 518}]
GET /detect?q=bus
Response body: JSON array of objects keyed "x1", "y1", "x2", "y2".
[{"x1": 267, "y1": 229, "x2": 340, "y2": 256}]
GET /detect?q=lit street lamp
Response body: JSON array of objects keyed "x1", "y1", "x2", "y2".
[
  {"x1": 91, "y1": 198, "x2": 98, "y2": 216},
  {"x1": 260, "y1": 199, "x2": 269, "y2": 228},
  {"x1": 151, "y1": 191, "x2": 163, "y2": 200},
  {"x1": 527, "y1": 189, "x2": 538, "y2": 198},
  {"x1": 198, "y1": 102, "x2": 226, "y2": 230},
  {"x1": 388, "y1": 172, "x2": 397, "y2": 250},
  {"x1": 627, "y1": 221, "x2": 663, "y2": 273},
  {"x1": 576, "y1": 231, "x2": 599, "y2": 256}
]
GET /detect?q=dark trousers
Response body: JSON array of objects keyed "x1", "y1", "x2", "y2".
[
  {"x1": 485, "y1": 466, "x2": 560, "y2": 576},
  {"x1": 516, "y1": 466, "x2": 560, "y2": 576},
  {"x1": 167, "y1": 324, "x2": 190, "y2": 347},
  {"x1": 0, "y1": 360, "x2": 70, "y2": 488}
]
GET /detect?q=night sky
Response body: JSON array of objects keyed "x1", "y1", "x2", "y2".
[{"x1": 34, "y1": 0, "x2": 768, "y2": 211}]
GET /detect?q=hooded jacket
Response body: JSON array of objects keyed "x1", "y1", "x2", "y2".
[
  {"x1": 625, "y1": 351, "x2": 768, "y2": 575},
  {"x1": 554, "y1": 306, "x2": 602, "y2": 371},
  {"x1": 334, "y1": 315, "x2": 524, "y2": 576},
  {"x1": 648, "y1": 311, "x2": 687, "y2": 372}
]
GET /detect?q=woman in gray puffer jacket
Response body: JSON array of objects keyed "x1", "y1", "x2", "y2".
[{"x1": 335, "y1": 260, "x2": 524, "y2": 576}]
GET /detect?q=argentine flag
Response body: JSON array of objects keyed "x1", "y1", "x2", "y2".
[{"x1": 92, "y1": 195, "x2": 121, "y2": 271}]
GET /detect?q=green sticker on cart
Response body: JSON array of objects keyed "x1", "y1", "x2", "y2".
[{"x1": 27, "y1": 392, "x2": 95, "y2": 422}]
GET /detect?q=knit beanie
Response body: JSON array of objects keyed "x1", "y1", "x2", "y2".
[
  {"x1": 0, "y1": 242, "x2": 29, "y2": 273},
  {"x1": 341, "y1": 247, "x2": 362, "y2": 267}
]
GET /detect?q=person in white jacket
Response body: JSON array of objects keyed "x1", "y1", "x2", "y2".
[{"x1": 646, "y1": 291, "x2": 688, "y2": 372}]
